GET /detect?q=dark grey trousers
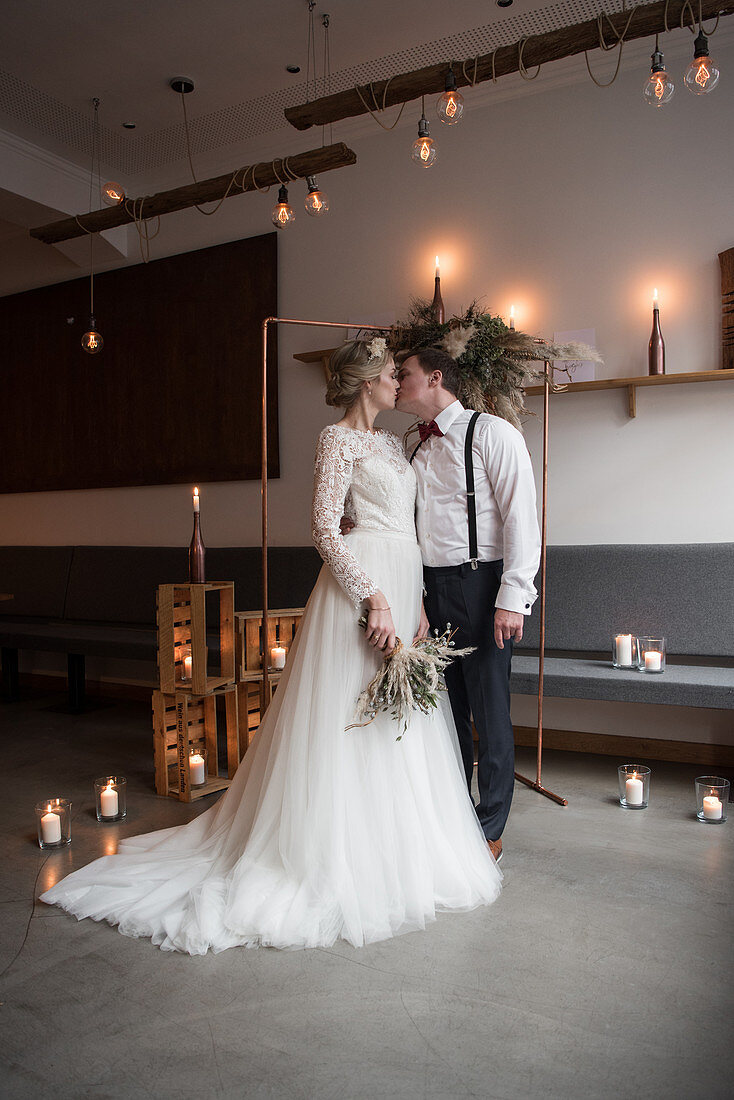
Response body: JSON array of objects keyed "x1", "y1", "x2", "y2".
[{"x1": 423, "y1": 559, "x2": 514, "y2": 842}]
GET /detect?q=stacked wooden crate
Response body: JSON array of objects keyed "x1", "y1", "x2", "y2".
[
  {"x1": 152, "y1": 582, "x2": 240, "y2": 802},
  {"x1": 234, "y1": 608, "x2": 304, "y2": 749}
]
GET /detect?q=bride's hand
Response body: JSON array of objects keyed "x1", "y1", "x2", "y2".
[
  {"x1": 365, "y1": 593, "x2": 397, "y2": 653},
  {"x1": 412, "y1": 603, "x2": 430, "y2": 645}
]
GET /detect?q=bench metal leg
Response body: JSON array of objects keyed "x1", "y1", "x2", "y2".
[
  {"x1": 2, "y1": 647, "x2": 20, "y2": 702},
  {"x1": 67, "y1": 653, "x2": 86, "y2": 713}
]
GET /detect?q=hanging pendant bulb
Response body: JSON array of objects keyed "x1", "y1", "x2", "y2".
[
  {"x1": 81, "y1": 316, "x2": 103, "y2": 355},
  {"x1": 643, "y1": 49, "x2": 675, "y2": 106},
  {"x1": 101, "y1": 181, "x2": 125, "y2": 206},
  {"x1": 304, "y1": 176, "x2": 329, "y2": 217},
  {"x1": 271, "y1": 185, "x2": 296, "y2": 228},
  {"x1": 437, "y1": 66, "x2": 464, "y2": 124},
  {"x1": 684, "y1": 30, "x2": 720, "y2": 94},
  {"x1": 412, "y1": 114, "x2": 438, "y2": 168}
]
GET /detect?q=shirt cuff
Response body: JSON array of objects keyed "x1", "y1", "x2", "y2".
[{"x1": 496, "y1": 583, "x2": 537, "y2": 615}]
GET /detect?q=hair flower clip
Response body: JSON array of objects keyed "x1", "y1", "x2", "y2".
[{"x1": 367, "y1": 336, "x2": 387, "y2": 362}]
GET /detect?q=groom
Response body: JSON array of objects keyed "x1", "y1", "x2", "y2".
[{"x1": 395, "y1": 347, "x2": 541, "y2": 862}]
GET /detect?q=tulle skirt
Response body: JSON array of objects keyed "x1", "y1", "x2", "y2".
[{"x1": 41, "y1": 529, "x2": 501, "y2": 953}]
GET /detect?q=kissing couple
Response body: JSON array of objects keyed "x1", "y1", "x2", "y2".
[{"x1": 42, "y1": 335, "x2": 540, "y2": 954}]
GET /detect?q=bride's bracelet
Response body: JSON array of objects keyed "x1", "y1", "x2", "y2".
[{"x1": 368, "y1": 606, "x2": 391, "y2": 611}]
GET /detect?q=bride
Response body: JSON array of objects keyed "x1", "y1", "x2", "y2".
[{"x1": 41, "y1": 337, "x2": 501, "y2": 953}]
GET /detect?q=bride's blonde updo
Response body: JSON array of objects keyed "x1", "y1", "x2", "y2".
[{"x1": 325, "y1": 337, "x2": 392, "y2": 408}]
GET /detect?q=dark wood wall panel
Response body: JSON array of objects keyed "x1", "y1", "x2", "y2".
[{"x1": 1, "y1": 233, "x2": 278, "y2": 493}]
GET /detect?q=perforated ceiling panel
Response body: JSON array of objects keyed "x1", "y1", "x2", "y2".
[{"x1": 0, "y1": 0, "x2": 657, "y2": 176}]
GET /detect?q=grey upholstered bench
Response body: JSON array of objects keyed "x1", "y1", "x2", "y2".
[
  {"x1": 510, "y1": 544, "x2": 734, "y2": 711},
  {"x1": 0, "y1": 545, "x2": 323, "y2": 709}
]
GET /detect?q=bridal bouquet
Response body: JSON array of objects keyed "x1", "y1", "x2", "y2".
[{"x1": 348, "y1": 615, "x2": 475, "y2": 738}]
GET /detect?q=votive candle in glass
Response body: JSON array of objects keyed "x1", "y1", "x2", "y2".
[
  {"x1": 189, "y1": 750, "x2": 207, "y2": 787},
  {"x1": 618, "y1": 764, "x2": 651, "y2": 809},
  {"x1": 613, "y1": 634, "x2": 639, "y2": 669},
  {"x1": 94, "y1": 776, "x2": 127, "y2": 822},
  {"x1": 35, "y1": 798, "x2": 72, "y2": 848},
  {"x1": 638, "y1": 637, "x2": 666, "y2": 673},
  {"x1": 695, "y1": 777, "x2": 729, "y2": 824}
]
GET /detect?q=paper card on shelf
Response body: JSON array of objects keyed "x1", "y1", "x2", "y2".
[{"x1": 553, "y1": 328, "x2": 597, "y2": 383}]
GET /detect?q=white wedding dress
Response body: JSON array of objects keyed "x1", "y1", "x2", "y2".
[{"x1": 41, "y1": 425, "x2": 501, "y2": 953}]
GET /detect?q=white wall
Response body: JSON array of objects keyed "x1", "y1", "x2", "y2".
[{"x1": 4, "y1": 37, "x2": 733, "y2": 742}]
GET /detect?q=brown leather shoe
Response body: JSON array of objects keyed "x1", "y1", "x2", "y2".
[{"x1": 488, "y1": 837, "x2": 503, "y2": 863}]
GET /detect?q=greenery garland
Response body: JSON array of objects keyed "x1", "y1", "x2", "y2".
[{"x1": 389, "y1": 298, "x2": 602, "y2": 430}]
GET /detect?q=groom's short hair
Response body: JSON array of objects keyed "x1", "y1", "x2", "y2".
[{"x1": 396, "y1": 347, "x2": 460, "y2": 396}]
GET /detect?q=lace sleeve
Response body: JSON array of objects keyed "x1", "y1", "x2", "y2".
[{"x1": 311, "y1": 428, "x2": 378, "y2": 606}]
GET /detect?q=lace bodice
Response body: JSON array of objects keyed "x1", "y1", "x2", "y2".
[{"x1": 312, "y1": 425, "x2": 417, "y2": 605}]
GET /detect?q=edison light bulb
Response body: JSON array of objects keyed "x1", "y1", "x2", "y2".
[
  {"x1": 304, "y1": 176, "x2": 329, "y2": 217},
  {"x1": 412, "y1": 117, "x2": 438, "y2": 167},
  {"x1": 684, "y1": 31, "x2": 720, "y2": 94},
  {"x1": 271, "y1": 185, "x2": 295, "y2": 228},
  {"x1": 437, "y1": 68, "x2": 464, "y2": 124},
  {"x1": 101, "y1": 181, "x2": 125, "y2": 206},
  {"x1": 643, "y1": 51, "x2": 675, "y2": 106},
  {"x1": 82, "y1": 318, "x2": 103, "y2": 354}
]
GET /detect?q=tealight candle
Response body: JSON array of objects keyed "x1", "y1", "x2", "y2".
[
  {"x1": 100, "y1": 782, "x2": 119, "y2": 818},
  {"x1": 41, "y1": 810, "x2": 62, "y2": 845},
  {"x1": 625, "y1": 774, "x2": 644, "y2": 806},
  {"x1": 644, "y1": 650, "x2": 662, "y2": 672},
  {"x1": 189, "y1": 753, "x2": 206, "y2": 786},
  {"x1": 703, "y1": 795, "x2": 723, "y2": 821},
  {"x1": 270, "y1": 646, "x2": 286, "y2": 670}
]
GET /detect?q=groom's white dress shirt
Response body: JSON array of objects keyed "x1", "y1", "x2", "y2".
[{"x1": 413, "y1": 400, "x2": 541, "y2": 616}]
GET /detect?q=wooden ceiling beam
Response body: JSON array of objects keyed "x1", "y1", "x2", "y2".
[
  {"x1": 285, "y1": 0, "x2": 733, "y2": 130},
  {"x1": 29, "y1": 142, "x2": 357, "y2": 245}
]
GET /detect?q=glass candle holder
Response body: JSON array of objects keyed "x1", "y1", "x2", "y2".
[
  {"x1": 189, "y1": 748, "x2": 207, "y2": 787},
  {"x1": 179, "y1": 646, "x2": 192, "y2": 682},
  {"x1": 695, "y1": 776, "x2": 729, "y2": 824},
  {"x1": 613, "y1": 633, "x2": 639, "y2": 669},
  {"x1": 638, "y1": 637, "x2": 666, "y2": 673},
  {"x1": 618, "y1": 765, "x2": 651, "y2": 809},
  {"x1": 269, "y1": 644, "x2": 287, "y2": 670},
  {"x1": 35, "y1": 798, "x2": 72, "y2": 848},
  {"x1": 94, "y1": 776, "x2": 127, "y2": 821}
]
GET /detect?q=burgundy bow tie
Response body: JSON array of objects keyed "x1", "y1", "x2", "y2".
[{"x1": 418, "y1": 420, "x2": 443, "y2": 443}]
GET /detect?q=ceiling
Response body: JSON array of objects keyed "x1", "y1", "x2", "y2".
[{"x1": 0, "y1": 0, "x2": 640, "y2": 176}]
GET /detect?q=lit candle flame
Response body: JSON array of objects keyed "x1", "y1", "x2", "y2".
[
  {"x1": 653, "y1": 288, "x2": 658, "y2": 306},
  {"x1": 435, "y1": 255, "x2": 440, "y2": 277}
]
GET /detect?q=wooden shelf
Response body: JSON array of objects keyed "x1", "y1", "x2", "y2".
[
  {"x1": 295, "y1": 350, "x2": 734, "y2": 419},
  {"x1": 524, "y1": 369, "x2": 734, "y2": 418},
  {"x1": 293, "y1": 347, "x2": 337, "y2": 381}
]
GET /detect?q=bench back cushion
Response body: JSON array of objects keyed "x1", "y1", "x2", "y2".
[
  {"x1": 62, "y1": 546, "x2": 323, "y2": 625},
  {"x1": 517, "y1": 543, "x2": 734, "y2": 657},
  {"x1": 0, "y1": 547, "x2": 73, "y2": 618}
]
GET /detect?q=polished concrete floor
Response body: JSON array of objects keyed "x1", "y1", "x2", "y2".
[{"x1": 0, "y1": 691, "x2": 732, "y2": 1100}]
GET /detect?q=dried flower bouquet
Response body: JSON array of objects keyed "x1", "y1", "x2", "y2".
[{"x1": 348, "y1": 614, "x2": 475, "y2": 738}]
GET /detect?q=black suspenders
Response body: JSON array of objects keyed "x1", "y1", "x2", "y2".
[
  {"x1": 411, "y1": 411, "x2": 482, "y2": 569},
  {"x1": 464, "y1": 412, "x2": 480, "y2": 569}
]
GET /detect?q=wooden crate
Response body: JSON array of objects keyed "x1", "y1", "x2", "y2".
[
  {"x1": 152, "y1": 685, "x2": 239, "y2": 802},
  {"x1": 236, "y1": 674, "x2": 280, "y2": 752},
  {"x1": 157, "y1": 582, "x2": 235, "y2": 695},
  {"x1": 234, "y1": 607, "x2": 304, "y2": 678}
]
